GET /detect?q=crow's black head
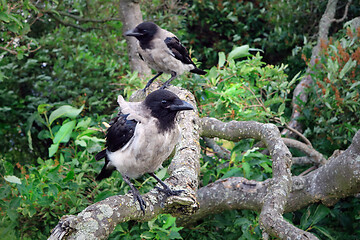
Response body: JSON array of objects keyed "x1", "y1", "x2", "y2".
[
  {"x1": 125, "y1": 22, "x2": 158, "y2": 49},
  {"x1": 144, "y1": 89, "x2": 193, "y2": 131}
]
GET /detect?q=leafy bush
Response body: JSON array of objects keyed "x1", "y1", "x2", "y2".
[
  {"x1": 1, "y1": 104, "x2": 105, "y2": 239},
  {"x1": 191, "y1": 46, "x2": 300, "y2": 125},
  {"x1": 300, "y1": 26, "x2": 360, "y2": 155}
]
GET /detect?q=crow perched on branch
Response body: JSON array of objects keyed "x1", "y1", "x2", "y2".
[
  {"x1": 125, "y1": 22, "x2": 206, "y2": 91},
  {"x1": 95, "y1": 89, "x2": 194, "y2": 214}
]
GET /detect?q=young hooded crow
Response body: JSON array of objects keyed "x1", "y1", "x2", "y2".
[
  {"x1": 95, "y1": 89, "x2": 194, "y2": 214},
  {"x1": 125, "y1": 22, "x2": 206, "y2": 91}
]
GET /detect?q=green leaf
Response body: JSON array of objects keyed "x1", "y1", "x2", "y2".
[
  {"x1": 76, "y1": 117, "x2": 91, "y2": 129},
  {"x1": 163, "y1": 215, "x2": 177, "y2": 229},
  {"x1": 278, "y1": 103, "x2": 285, "y2": 115},
  {"x1": 0, "y1": 12, "x2": 9, "y2": 22},
  {"x1": 218, "y1": 52, "x2": 226, "y2": 67},
  {"x1": 208, "y1": 66, "x2": 218, "y2": 85},
  {"x1": 37, "y1": 104, "x2": 51, "y2": 114},
  {"x1": 63, "y1": 169, "x2": 75, "y2": 182},
  {"x1": 350, "y1": 80, "x2": 360, "y2": 90},
  {"x1": 339, "y1": 58, "x2": 356, "y2": 79},
  {"x1": 221, "y1": 167, "x2": 242, "y2": 179},
  {"x1": 242, "y1": 161, "x2": 251, "y2": 178},
  {"x1": 75, "y1": 139, "x2": 87, "y2": 147},
  {"x1": 49, "y1": 105, "x2": 84, "y2": 126},
  {"x1": 53, "y1": 120, "x2": 76, "y2": 144},
  {"x1": 4, "y1": 175, "x2": 22, "y2": 184},
  {"x1": 140, "y1": 231, "x2": 155, "y2": 239},
  {"x1": 260, "y1": 162, "x2": 272, "y2": 173},
  {"x1": 311, "y1": 204, "x2": 330, "y2": 226},
  {"x1": 288, "y1": 71, "x2": 302, "y2": 87},
  {"x1": 48, "y1": 143, "x2": 59, "y2": 157},
  {"x1": 313, "y1": 226, "x2": 335, "y2": 240},
  {"x1": 228, "y1": 45, "x2": 250, "y2": 61},
  {"x1": 156, "y1": 167, "x2": 168, "y2": 180}
]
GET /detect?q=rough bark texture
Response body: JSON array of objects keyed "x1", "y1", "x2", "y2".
[
  {"x1": 119, "y1": 0, "x2": 151, "y2": 77},
  {"x1": 287, "y1": 0, "x2": 339, "y2": 133},
  {"x1": 48, "y1": 86, "x2": 200, "y2": 240},
  {"x1": 198, "y1": 118, "x2": 317, "y2": 239},
  {"x1": 180, "y1": 129, "x2": 360, "y2": 227}
]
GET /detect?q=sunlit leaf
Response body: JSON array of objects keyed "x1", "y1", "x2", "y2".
[
  {"x1": 49, "y1": 105, "x2": 84, "y2": 126},
  {"x1": 4, "y1": 175, "x2": 22, "y2": 184},
  {"x1": 53, "y1": 120, "x2": 76, "y2": 144},
  {"x1": 228, "y1": 45, "x2": 251, "y2": 61},
  {"x1": 218, "y1": 52, "x2": 226, "y2": 67}
]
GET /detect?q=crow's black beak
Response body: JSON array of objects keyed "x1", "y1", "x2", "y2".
[
  {"x1": 125, "y1": 29, "x2": 143, "y2": 37},
  {"x1": 169, "y1": 100, "x2": 194, "y2": 111}
]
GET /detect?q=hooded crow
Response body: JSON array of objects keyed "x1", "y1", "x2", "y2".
[
  {"x1": 95, "y1": 89, "x2": 194, "y2": 214},
  {"x1": 125, "y1": 22, "x2": 206, "y2": 91}
]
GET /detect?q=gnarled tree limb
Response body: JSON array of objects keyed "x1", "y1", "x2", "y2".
[
  {"x1": 199, "y1": 117, "x2": 317, "y2": 239},
  {"x1": 180, "y1": 129, "x2": 360, "y2": 228}
]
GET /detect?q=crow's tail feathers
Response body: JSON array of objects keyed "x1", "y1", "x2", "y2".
[
  {"x1": 190, "y1": 67, "x2": 206, "y2": 75},
  {"x1": 96, "y1": 167, "x2": 114, "y2": 181},
  {"x1": 95, "y1": 155, "x2": 115, "y2": 181}
]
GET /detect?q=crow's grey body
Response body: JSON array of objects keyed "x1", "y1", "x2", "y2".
[
  {"x1": 125, "y1": 22, "x2": 206, "y2": 90},
  {"x1": 95, "y1": 89, "x2": 193, "y2": 214},
  {"x1": 137, "y1": 30, "x2": 195, "y2": 76},
  {"x1": 105, "y1": 95, "x2": 180, "y2": 179}
]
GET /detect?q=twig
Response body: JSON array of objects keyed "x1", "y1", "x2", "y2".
[
  {"x1": 331, "y1": 0, "x2": 352, "y2": 23},
  {"x1": 58, "y1": 11, "x2": 122, "y2": 23},
  {"x1": 274, "y1": 117, "x2": 312, "y2": 146},
  {"x1": 202, "y1": 137, "x2": 231, "y2": 160}
]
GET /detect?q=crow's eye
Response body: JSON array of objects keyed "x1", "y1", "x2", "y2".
[{"x1": 161, "y1": 100, "x2": 167, "y2": 105}]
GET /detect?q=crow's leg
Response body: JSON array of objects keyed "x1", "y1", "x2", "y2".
[
  {"x1": 149, "y1": 173, "x2": 183, "y2": 196},
  {"x1": 122, "y1": 175, "x2": 146, "y2": 215},
  {"x1": 143, "y1": 72, "x2": 163, "y2": 92},
  {"x1": 160, "y1": 71, "x2": 177, "y2": 89}
]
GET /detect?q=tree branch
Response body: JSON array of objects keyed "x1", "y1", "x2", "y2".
[
  {"x1": 47, "y1": 12, "x2": 100, "y2": 32},
  {"x1": 48, "y1": 86, "x2": 200, "y2": 239},
  {"x1": 182, "y1": 119, "x2": 360, "y2": 239},
  {"x1": 331, "y1": 0, "x2": 352, "y2": 23},
  {"x1": 57, "y1": 11, "x2": 122, "y2": 23},
  {"x1": 203, "y1": 137, "x2": 231, "y2": 160},
  {"x1": 199, "y1": 117, "x2": 317, "y2": 239},
  {"x1": 282, "y1": 138, "x2": 326, "y2": 165}
]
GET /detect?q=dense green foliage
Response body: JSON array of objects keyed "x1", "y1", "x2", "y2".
[
  {"x1": 300, "y1": 26, "x2": 360, "y2": 155},
  {"x1": 1, "y1": 0, "x2": 360, "y2": 239}
]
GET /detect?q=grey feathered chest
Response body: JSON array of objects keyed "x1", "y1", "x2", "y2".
[
  {"x1": 137, "y1": 30, "x2": 195, "y2": 75},
  {"x1": 106, "y1": 96, "x2": 181, "y2": 179}
]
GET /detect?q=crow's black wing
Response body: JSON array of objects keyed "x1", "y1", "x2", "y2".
[
  {"x1": 95, "y1": 114, "x2": 137, "y2": 181},
  {"x1": 105, "y1": 113, "x2": 137, "y2": 152},
  {"x1": 164, "y1": 37, "x2": 195, "y2": 65}
]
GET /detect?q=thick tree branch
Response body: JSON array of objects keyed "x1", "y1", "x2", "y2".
[
  {"x1": 48, "y1": 86, "x2": 200, "y2": 239},
  {"x1": 181, "y1": 119, "x2": 360, "y2": 239},
  {"x1": 182, "y1": 129, "x2": 360, "y2": 224},
  {"x1": 199, "y1": 117, "x2": 316, "y2": 239}
]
